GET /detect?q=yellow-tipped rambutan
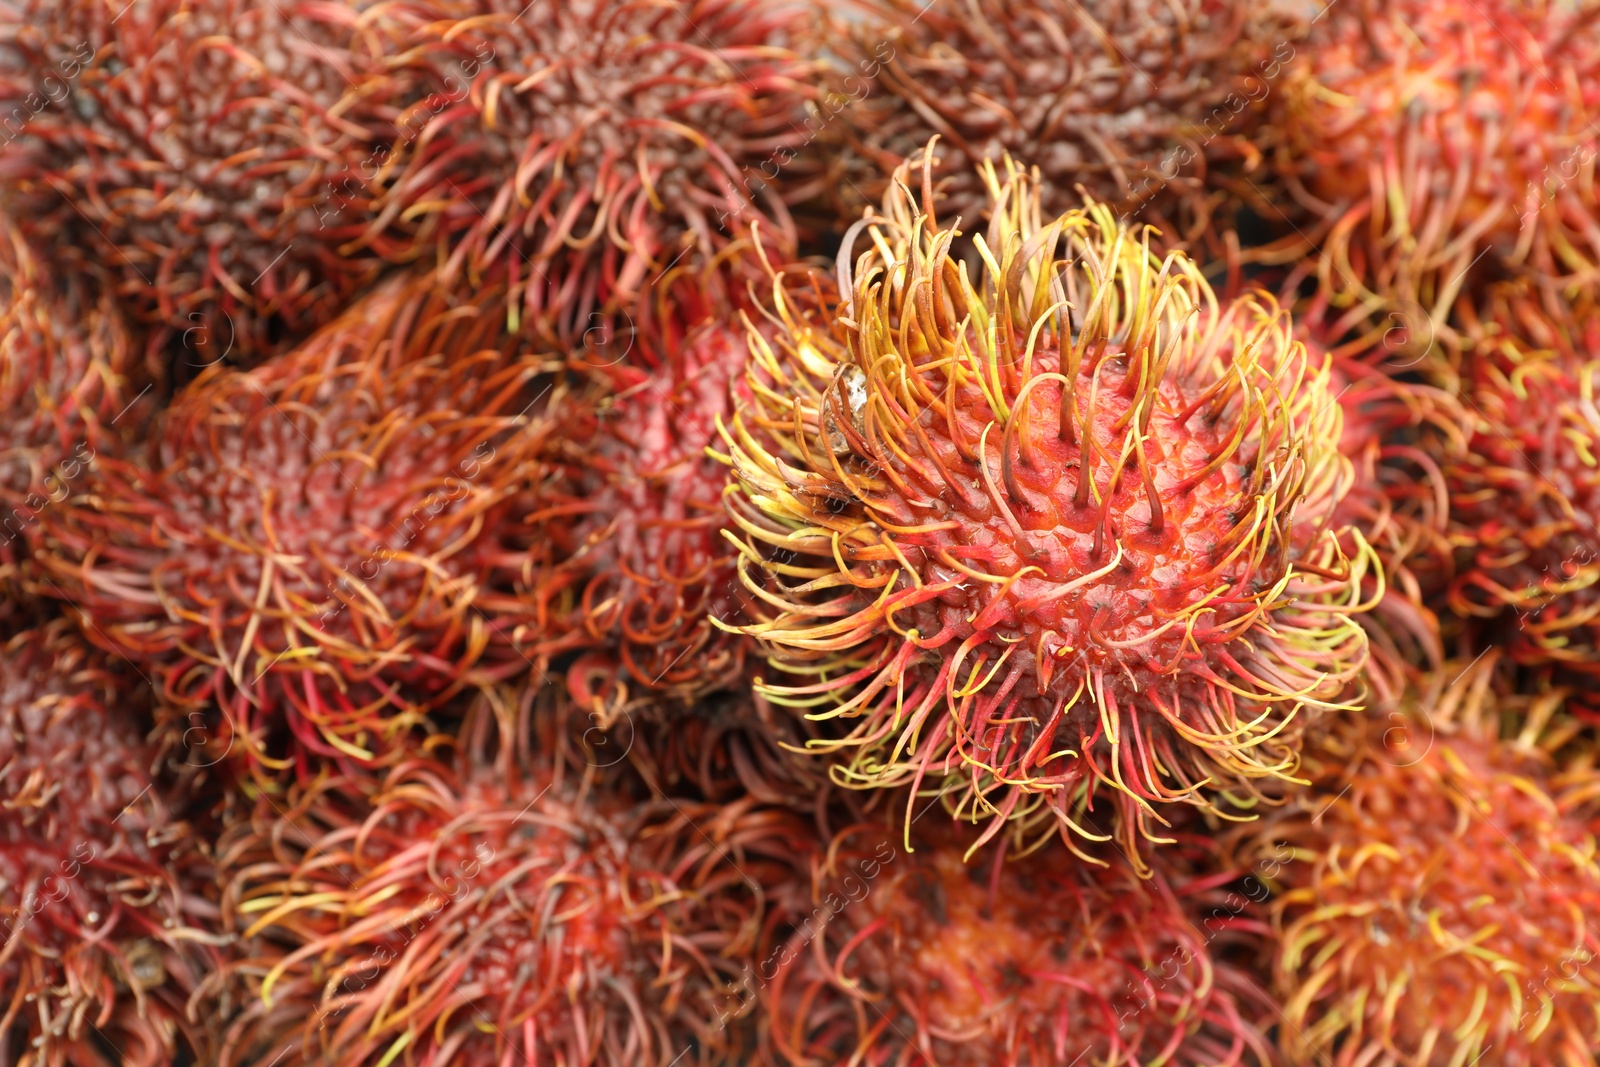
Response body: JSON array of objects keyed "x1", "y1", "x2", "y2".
[
  {"x1": 1267, "y1": 0, "x2": 1600, "y2": 354},
  {"x1": 212, "y1": 688, "x2": 814, "y2": 1067},
  {"x1": 1230, "y1": 656, "x2": 1600, "y2": 1067},
  {"x1": 716, "y1": 153, "x2": 1375, "y2": 861},
  {"x1": 756, "y1": 817, "x2": 1274, "y2": 1066},
  {"x1": 28, "y1": 268, "x2": 554, "y2": 782},
  {"x1": 0, "y1": 618, "x2": 222, "y2": 1067}
]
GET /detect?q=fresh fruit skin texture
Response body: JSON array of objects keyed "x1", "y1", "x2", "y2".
[
  {"x1": 526, "y1": 319, "x2": 752, "y2": 709},
  {"x1": 0, "y1": 216, "x2": 140, "y2": 584},
  {"x1": 214, "y1": 691, "x2": 814, "y2": 1067},
  {"x1": 811, "y1": 0, "x2": 1300, "y2": 248},
  {"x1": 717, "y1": 154, "x2": 1373, "y2": 862},
  {"x1": 1231, "y1": 657, "x2": 1600, "y2": 1067},
  {"x1": 1443, "y1": 300, "x2": 1600, "y2": 677},
  {"x1": 0, "y1": 619, "x2": 219, "y2": 1067},
  {"x1": 0, "y1": 0, "x2": 442, "y2": 365},
  {"x1": 1269, "y1": 0, "x2": 1600, "y2": 352},
  {"x1": 29, "y1": 269, "x2": 554, "y2": 781},
  {"x1": 757, "y1": 818, "x2": 1273, "y2": 1067},
  {"x1": 371, "y1": 0, "x2": 820, "y2": 345}
]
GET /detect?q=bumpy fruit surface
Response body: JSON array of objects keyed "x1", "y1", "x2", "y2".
[
  {"x1": 1443, "y1": 300, "x2": 1600, "y2": 677},
  {"x1": 375, "y1": 0, "x2": 818, "y2": 344},
  {"x1": 0, "y1": 0, "x2": 441, "y2": 364},
  {"x1": 527, "y1": 318, "x2": 752, "y2": 708},
  {"x1": 758, "y1": 818, "x2": 1273, "y2": 1066},
  {"x1": 214, "y1": 691, "x2": 813, "y2": 1067},
  {"x1": 718, "y1": 155, "x2": 1373, "y2": 860},
  {"x1": 30, "y1": 269, "x2": 553, "y2": 780},
  {"x1": 0, "y1": 619, "x2": 219, "y2": 1067},
  {"x1": 1270, "y1": 0, "x2": 1600, "y2": 351},
  {"x1": 0, "y1": 217, "x2": 140, "y2": 581},
  {"x1": 812, "y1": 0, "x2": 1300, "y2": 246},
  {"x1": 1231, "y1": 657, "x2": 1600, "y2": 1067}
]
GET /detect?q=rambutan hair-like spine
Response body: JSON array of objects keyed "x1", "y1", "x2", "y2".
[{"x1": 715, "y1": 151, "x2": 1376, "y2": 863}]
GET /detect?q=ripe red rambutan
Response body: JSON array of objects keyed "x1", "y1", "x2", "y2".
[
  {"x1": 28, "y1": 268, "x2": 555, "y2": 781},
  {"x1": 809, "y1": 0, "x2": 1301, "y2": 250},
  {"x1": 0, "y1": 618, "x2": 221, "y2": 1067},
  {"x1": 716, "y1": 154, "x2": 1375, "y2": 862},
  {"x1": 1308, "y1": 340, "x2": 1464, "y2": 699},
  {"x1": 523, "y1": 316, "x2": 752, "y2": 711},
  {"x1": 363, "y1": 0, "x2": 819, "y2": 345},
  {"x1": 213, "y1": 688, "x2": 815, "y2": 1067},
  {"x1": 0, "y1": 216, "x2": 141, "y2": 584},
  {"x1": 1439, "y1": 297, "x2": 1600, "y2": 678},
  {"x1": 1266, "y1": 0, "x2": 1600, "y2": 354},
  {"x1": 756, "y1": 817, "x2": 1274, "y2": 1066},
  {"x1": 1229, "y1": 656, "x2": 1600, "y2": 1067},
  {"x1": 0, "y1": 0, "x2": 448, "y2": 365}
]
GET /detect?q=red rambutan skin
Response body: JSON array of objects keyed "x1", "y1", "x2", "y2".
[
  {"x1": 1230, "y1": 658, "x2": 1600, "y2": 1067},
  {"x1": 528, "y1": 318, "x2": 752, "y2": 709},
  {"x1": 0, "y1": 216, "x2": 142, "y2": 584},
  {"x1": 213, "y1": 688, "x2": 815, "y2": 1067},
  {"x1": 1307, "y1": 339, "x2": 1465, "y2": 700},
  {"x1": 0, "y1": 619, "x2": 221, "y2": 1067},
  {"x1": 809, "y1": 0, "x2": 1301, "y2": 248},
  {"x1": 338, "y1": 0, "x2": 820, "y2": 346},
  {"x1": 28, "y1": 268, "x2": 556, "y2": 781},
  {"x1": 1267, "y1": 0, "x2": 1600, "y2": 351},
  {"x1": 1440, "y1": 300, "x2": 1600, "y2": 677},
  {"x1": 0, "y1": 0, "x2": 455, "y2": 366},
  {"x1": 756, "y1": 818, "x2": 1273, "y2": 1067},
  {"x1": 719, "y1": 158, "x2": 1372, "y2": 862}
]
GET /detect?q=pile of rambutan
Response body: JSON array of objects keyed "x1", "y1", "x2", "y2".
[{"x1": 8, "y1": 1, "x2": 1600, "y2": 1065}]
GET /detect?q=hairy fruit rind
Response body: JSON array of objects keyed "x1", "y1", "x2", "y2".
[{"x1": 717, "y1": 155, "x2": 1375, "y2": 861}]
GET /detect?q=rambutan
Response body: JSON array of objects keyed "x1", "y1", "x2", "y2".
[
  {"x1": 1229, "y1": 656, "x2": 1600, "y2": 1067},
  {"x1": 1440, "y1": 298, "x2": 1600, "y2": 678},
  {"x1": 0, "y1": 0, "x2": 447, "y2": 365},
  {"x1": 0, "y1": 216, "x2": 140, "y2": 584},
  {"x1": 1310, "y1": 341, "x2": 1464, "y2": 699},
  {"x1": 522, "y1": 316, "x2": 752, "y2": 711},
  {"x1": 756, "y1": 817, "x2": 1273, "y2": 1066},
  {"x1": 808, "y1": 0, "x2": 1300, "y2": 250},
  {"x1": 213, "y1": 688, "x2": 815, "y2": 1067},
  {"x1": 28, "y1": 268, "x2": 555, "y2": 781},
  {"x1": 1266, "y1": 0, "x2": 1600, "y2": 353},
  {"x1": 716, "y1": 153, "x2": 1374, "y2": 861},
  {"x1": 362, "y1": 0, "x2": 820, "y2": 345},
  {"x1": 0, "y1": 618, "x2": 221, "y2": 1067}
]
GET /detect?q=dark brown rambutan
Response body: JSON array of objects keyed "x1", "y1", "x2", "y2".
[
  {"x1": 807, "y1": 0, "x2": 1301, "y2": 252},
  {"x1": 717, "y1": 154, "x2": 1374, "y2": 861},
  {"x1": 0, "y1": 216, "x2": 141, "y2": 585},
  {"x1": 0, "y1": 618, "x2": 221, "y2": 1067},
  {"x1": 1230, "y1": 656, "x2": 1600, "y2": 1067},
  {"x1": 362, "y1": 0, "x2": 820, "y2": 345},
  {"x1": 212, "y1": 688, "x2": 815, "y2": 1067},
  {"x1": 28, "y1": 268, "x2": 555, "y2": 781},
  {"x1": 0, "y1": 0, "x2": 449, "y2": 366},
  {"x1": 1266, "y1": 0, "x2": 1600, "y2": 355},
  {"x1": 1439, "y1": 298, "x2": 1600, "y2": 678},
  {"x1": 756, "y1": 817, "x2": 1273, "y2": 1066}
]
